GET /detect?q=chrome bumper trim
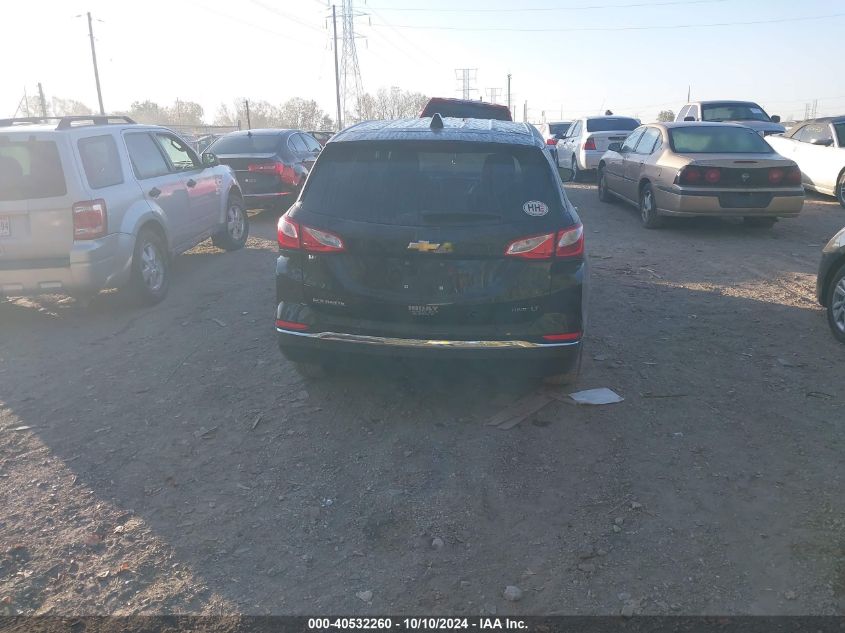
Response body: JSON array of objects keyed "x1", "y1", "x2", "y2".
[{"x1": 276, "y1": 329, "x2": 581, "y2": 349}]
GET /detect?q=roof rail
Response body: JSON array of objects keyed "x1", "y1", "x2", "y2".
[
  {"x1": 0, "y1": 115, "x2": 137, "y2": 130},
  {"x1": 56, "y1": 115, "x2": 137, "y2": 130}
]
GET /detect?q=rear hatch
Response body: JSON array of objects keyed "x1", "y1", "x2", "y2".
[
  {"x1": 0, "y1": 133, "x2": 75, "y2": 263},
  {"x1": 287, "y1": 140, "x2": 576, "y2": 337}
]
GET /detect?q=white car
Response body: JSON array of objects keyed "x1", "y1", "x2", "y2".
[
  {"x1": 537, "y1": 121, "x2": 572, "y2": 163},
  {"x1": 556, "y1": 115, "x2": 640, "y2": 181},
  {"x1": 767, "y1": 117, "x2": 845, "y2": 207}
]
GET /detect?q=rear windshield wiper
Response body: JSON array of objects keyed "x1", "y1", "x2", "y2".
[{"x1": 421, "y1": 211, "x2": 502, "y2": 224}]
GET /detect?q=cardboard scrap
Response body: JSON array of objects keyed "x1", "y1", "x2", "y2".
[{"x1": 568, "y1": 388, "x2": 624, "y2": 406}]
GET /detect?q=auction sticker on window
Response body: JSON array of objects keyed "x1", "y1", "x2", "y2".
[{"x1": 523, "y1": 201, "x2": 549, "y2": 217}]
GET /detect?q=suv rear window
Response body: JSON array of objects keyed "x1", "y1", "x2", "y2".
[
  {"x1": 301, "y1": 141, "x2": 562, "y2": 226},
  {"x1": 549, "y1": 123, "x2": 571, "y2": 136},
  {"x1": 79, "y1": 135, "x2": 124, "y2": 189},
  {"x1": 701, "y1": 103, "x2": 771, "y2": 122},
  {"x1": 586, "y1": 118, "x2": 640, "y2": 132},
  {"x1": 669, "y1": 126, "x2": 774, "y2": 154},
  {"x1": 0, "y1": 140, "x2": 67, "y2": 201},
  {"x1": 209, "y1": 134, "x2": 282, "y2": 154}
]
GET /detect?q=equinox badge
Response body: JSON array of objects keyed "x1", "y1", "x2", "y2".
[{"x1": 407, "y1": 240, "x2": 453, "y2": 253}]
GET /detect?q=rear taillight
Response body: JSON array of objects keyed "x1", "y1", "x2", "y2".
[
  {"x1": 277, "y1": 213, "x2": 344, "y2": 252},
  {"x1": 546, "y1": 138, "x2": 558, "y2": 146},
  {"x1": 785, "y1": 165, "x2": 802, "y2": 185},
  {"x1": 678, "y1": 166, "x2": 702, "y2": 185},
  {"x1": 505, "y1": 224, "x2": 584, "y2": 260},
  {"x1": 555, "y1": 224, "x2": 584, "y2": 258},
  {"x1": 301, "y1": 226, "x2": 345, "y2": 252},
  {"x1": 542, "y1": 331, "x2": 582, "y2": 342},
  {"x1": 505, "y1": 233, "x2": 555, "y2": 259},
  {"x1": 277, "y1": 214, "x2": 300, "y2": 249},
  {"x1": 275, "y1": 319, "x2": 309, "y2": 331},
  {"x1": 72, "y1": 199, "x2": 107, "y2": 240},
  {"x1": 703, "y1": 167, "x2": 721, "y2": 184},
  {"x1": 583, "y1": 138, "x2": 597, "y2": 151},
  {"x1": 768, "y1": 167, "x2": 785, "y2": 185},
  {"x1": 249, "y1": 162, "x2": 299, "y2": 186}
]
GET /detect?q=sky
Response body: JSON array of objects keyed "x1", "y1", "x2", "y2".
[{"x1": 3, "y1": 0, "x2": 844, "y2": 125}]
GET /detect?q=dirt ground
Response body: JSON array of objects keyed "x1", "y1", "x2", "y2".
[{"x1": 1, "y1": 183, "x2": 844, "y2": 617}]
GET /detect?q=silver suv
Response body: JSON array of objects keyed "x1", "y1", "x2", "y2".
[{"x1": 0, "y1": 115, "x2": 247, "y2": 305}]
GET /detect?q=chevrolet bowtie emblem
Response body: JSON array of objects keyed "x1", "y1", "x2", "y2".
[{"x1": 407, "y1": 240, "x2": 452, "y2": 253}]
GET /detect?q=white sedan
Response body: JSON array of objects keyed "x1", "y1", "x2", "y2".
[{"x1": 767, "y1": 117, "x2": 845, "y2": 207}]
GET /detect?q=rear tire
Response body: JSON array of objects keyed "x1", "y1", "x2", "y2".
[
  {"x1": 543, "y1": 348, "x2": 583, "y2": 386},
  {"x1": 571, "y1": 157, "x2": 582, "y2": 183},
  {"x1": 212, "y1": 195, "x2": 249, "y2": 251},
  {"x1": 598, "y1": 167, "x2": 614, "y2": 203},
  {"x1": 743, "y1": 216, "x2": 777, "y2": 228},
  {"x1": 836, "y1": 171, "x2": 845, "y2": 209},
  {"x1": 639, "y1": 183, "x2": 664, "y2": 229},
  {"x1": 825, "y1": 263, "x2": 845, "y2": 343},
  {"x1": 129, "y1": 228, "x2": 169, "y2": 305}
]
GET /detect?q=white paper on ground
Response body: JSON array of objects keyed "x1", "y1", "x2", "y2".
[{"x1": 568, "y1": 388, "x2": 624, "y2": 405}]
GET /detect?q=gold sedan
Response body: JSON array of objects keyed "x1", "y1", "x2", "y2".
[{"x1": 596, "y1": 122, "x2": 804, "y2": 228}]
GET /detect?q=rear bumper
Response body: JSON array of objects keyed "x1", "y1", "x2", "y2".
[
  {"x1": 242, "y1": 192, "x2": 296, "y2": 207},
  {"x1": 277, "y1": 326, "x2": 582, "y2": 370},
  {"x1": 654, "y1": 186, "x2": 804, "y2": 217},
  {"x1": 0, "y1": 232, "x2": 134, "y2": 296},
  {"x1": 578, "y1": 150, "x2": 603, "y2": 171}
]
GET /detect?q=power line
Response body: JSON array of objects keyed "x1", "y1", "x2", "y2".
[
  {"x1": 369, "y1": 12, "x2": 845, "y2": 32},
  {"x1": 184, "y1": 1, "x2": 312, "y2": 46},
  {"x1": 245, "y1": 0, "x2": 325, "y2": 33},
  {"x1": 366, "y1": 0, "x2": 729, "y2": 12}
]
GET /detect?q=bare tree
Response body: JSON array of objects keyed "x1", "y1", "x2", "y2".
[
  {"x1": 50, "y1": 98, "x2": 93, "y2": 116},
  {"x1": 349, "y1": 87, "x2": 428, "y2": 123}
]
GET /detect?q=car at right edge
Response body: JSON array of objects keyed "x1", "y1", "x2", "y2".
[
  {"x1": 766, "y1": 116, "x2": 845, "y2": 208},
  {"x1": 597, "y1": 122, "x2": 804, "y2": 228},
  {"x1": 817, "y1": 225, "x2": 845, "y2": 343}
]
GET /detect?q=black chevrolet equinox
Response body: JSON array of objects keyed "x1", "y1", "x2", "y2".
[{"x1": 274, "y1": 116, "x2": 588, "y2": 382}]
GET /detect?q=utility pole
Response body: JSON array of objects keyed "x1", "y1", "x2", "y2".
[
  {"x1": 244, "y1": 99, "x2": 252, "y2": 130},
  {"x1": 37, "y1": 83, "x2": 48, "y2": 118},
  {"x1": 523, "y1": 100, "x2": 527, "y2": 123},
  {"x1": 332, "y1": 4, "x2": 342, "y2": 130},
  {"x1": 686, "y1": 85, "x2": 690, "y2": 102},
  {"x1": 507, "y1": 73, "x2": 512, "y2": 111},
  {"x1": 87, "y1": 12, "x2": 105, "y2": 114}
]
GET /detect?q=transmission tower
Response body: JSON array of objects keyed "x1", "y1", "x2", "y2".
[
  {"x1": 455, "y1": 68, "x2": 478, "y2": 100},
  {"x1": 340, "y1": 0, "x2": 365, "y2": 120},
  {"x1": 485, "y1": 88, "x2": 502, "y2": 104}
]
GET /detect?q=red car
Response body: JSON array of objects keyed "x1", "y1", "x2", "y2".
[{"x1": 420, "y1": 97, "x2": 513, "y2": 121}]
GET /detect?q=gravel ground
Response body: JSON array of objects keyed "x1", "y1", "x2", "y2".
[{"x1": 0, "y1": 184, "x2": 843, "y2": 616}]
